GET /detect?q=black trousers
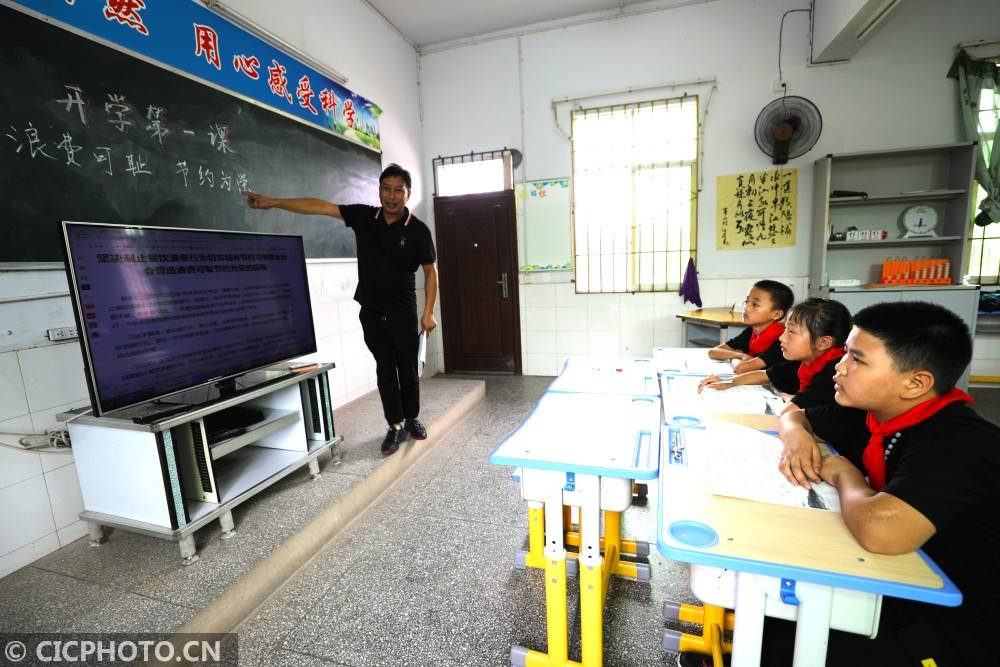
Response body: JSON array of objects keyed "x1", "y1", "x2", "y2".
[
  {"x1": 761, "y1": 604, "x2": 974, "y2": 667},
  {"x1": 359, "y1": 307, "x2": 420, "y2": 425}
]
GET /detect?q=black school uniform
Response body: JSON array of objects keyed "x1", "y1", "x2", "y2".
[
  {"x1": 762, "y1": 402, "x2": 1000, "y2": 666},
  {"x1": 340, "y1": 204, "x2": 436, "y2": 425},
  {"x1": 725, "y1": 327, "x2": 784, "y2": 368},
  {"x1": 765, "y1": 358, "x2": 838, "y2": 409}
]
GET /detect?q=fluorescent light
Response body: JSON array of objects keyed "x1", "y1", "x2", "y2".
[
  {"x1": 203, "y1": 0, "x2": 348, "y2": 85},
  {"x1": 856, "y1": 0, "x2": 902, "y2": 41}
]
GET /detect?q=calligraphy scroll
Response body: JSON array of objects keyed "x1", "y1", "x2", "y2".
[{"x1": 716, "y1": 168, "x2": 797, "y2": 250}]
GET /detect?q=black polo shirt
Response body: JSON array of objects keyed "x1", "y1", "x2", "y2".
[
  {"x1": 804, "y1": 402, "x2": 1000, "y2": 664},
  {"x1": 340, "y1": 204, "x2": 436, "y2": 315},
  {"x1": 725, "y1": 327, "x2": 785, "y2": 368},
  {"x1": 766, "y1": 358, "x2": 838, "y2": 408}
]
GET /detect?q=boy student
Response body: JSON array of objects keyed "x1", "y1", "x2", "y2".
[
  {"x1": 771, "y1": 301, "x2": 999, "y2": 666},
  {"x1": 708, "y1": 280, "x2": 793, "y2": 374},
  {"x1": 246, "y1": 164, "x2": 437, "y2": 457}
]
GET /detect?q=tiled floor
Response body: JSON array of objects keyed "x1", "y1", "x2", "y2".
[
  {"x1": 0, "y1": 377, "x2": 485, "y2": 634},
  {"x1": 235, "y1": 374, "x2": 691, "y2": 667},
  {"x1": 7, "y1": 373, "x2": 994, "y2": 666}
]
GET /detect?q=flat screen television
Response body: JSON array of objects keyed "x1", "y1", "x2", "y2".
[{"x1": 61, "y1": 221, "x2": 317, "y2": 417}]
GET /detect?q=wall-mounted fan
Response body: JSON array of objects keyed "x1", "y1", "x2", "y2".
[{"x1": 754, "y1": 95, "x2": 823, "y2": 165}]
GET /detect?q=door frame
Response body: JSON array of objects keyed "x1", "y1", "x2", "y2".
[{"x1": 434, "y1": 189, "x2": 522, "y2": 374}]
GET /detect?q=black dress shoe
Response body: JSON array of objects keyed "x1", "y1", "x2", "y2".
[
  {"x1": 404, "y1": 418, "x2": 427, "y2": 440},
  {"x1": 380, "y1": 427, "x2": 407, "y2": 456}
]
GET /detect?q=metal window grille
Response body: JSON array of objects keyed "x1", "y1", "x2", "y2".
[
  {"x1": 968, "y1": 87, "x2": 1000, "y2": 285},
  {"x1": 571, "y1": 96, "x2": 698, "y2": 293},
  {"x1": 432, "y1": 149, "x2": 516, "y2": 197}
]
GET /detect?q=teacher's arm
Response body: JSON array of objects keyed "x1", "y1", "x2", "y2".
[
  {"x1": 245, "y1": 192, "x2": 342, "y2": 219},
  {"x1": 421, "y1": 262, "x2": 438, "y2": 333}
]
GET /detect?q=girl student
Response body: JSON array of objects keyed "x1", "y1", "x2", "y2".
[{"x1": 698, "y1": 298, "x2": 852, "y2": 414}]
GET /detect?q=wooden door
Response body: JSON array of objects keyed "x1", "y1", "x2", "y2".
[{"x1": 434, "y1": 190, "x2": 521, "y2": 373}]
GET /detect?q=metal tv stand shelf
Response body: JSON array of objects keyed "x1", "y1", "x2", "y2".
[{"x1": 66, "y1": 363, "x2": 341, "y2": 565}]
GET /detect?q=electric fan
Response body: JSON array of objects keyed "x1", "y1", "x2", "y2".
[{"x1": 754, "y1": 95, "x2": 823, "y2": 165}]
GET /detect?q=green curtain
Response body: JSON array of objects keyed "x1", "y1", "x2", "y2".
[{"x1": 949, "y1": 50, "x2": 1000, "y2": 227}]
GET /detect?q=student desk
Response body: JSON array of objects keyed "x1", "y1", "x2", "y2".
[
  {"x1": 489, "y1": 391, "x2": 660, "y2": 667},
  {"x1": 653, "y1": 346, "x2": 735, "y2": 377},
  {"x1": 657, "y1": 415, "x2": 961, "y2": 667},
  {"x1": 660, "y1": 372, "x2": 786, "y2": 416},
  {"x1": 676, "y1": 308, "x2": 747, "y2": 347},
  {"x1": 547, "y1": 355, "x2": 660, "y2": 397},
  {"x1": 540, "y1": 354, "x2": 658, "y2": 565}
]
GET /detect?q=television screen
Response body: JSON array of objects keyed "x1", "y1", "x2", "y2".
[{"x1": 62, "y1": 222, "x2": 317, "y2": 416}]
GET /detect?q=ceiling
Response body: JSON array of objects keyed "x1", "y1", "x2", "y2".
[{"x1": 365, "y1": 0, "x2": 672, "y2": 49}]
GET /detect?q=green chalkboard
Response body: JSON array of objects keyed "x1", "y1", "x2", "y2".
[{"x1": 0, "y1": 5, "x2": 380, "y2": 262}]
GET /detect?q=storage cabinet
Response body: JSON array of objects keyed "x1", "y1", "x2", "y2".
[
  {"x1": 809, "y1": 144, "x2": 980, "y2": 388},
  {"x1": 67, "y1": 364, "x2": 341, "y2": 564}
]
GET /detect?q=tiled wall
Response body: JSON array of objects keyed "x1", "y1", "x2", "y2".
[
  {"x1": 0, "y1": 342, "x2": 90, "y2": 579},
  {"x1": 972, "y1": 331, "x2": 1000, "y2": 380},
  {"x1": 0, "y1": 261, "x2": 442, "y2": 579},
  {"x1": 516, "y1": 274, "x2": 809, "y2": 375},
  {"x1": 516, "y1": 273, "x2": 1000, "y2": 383}
]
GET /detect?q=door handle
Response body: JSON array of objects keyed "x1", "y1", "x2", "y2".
[{"x1": 496, "y1": 272, "x2": 509, "y2": 299}]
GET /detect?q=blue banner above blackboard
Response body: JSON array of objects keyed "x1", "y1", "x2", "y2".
[{"x1": 9, "y1": 0, "x2": 382, "y2": 151}]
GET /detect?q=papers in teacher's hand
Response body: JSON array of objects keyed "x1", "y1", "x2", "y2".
[
  {"x1": 417, "y1": 331, "x2": 427, "y2": 377},
  {"x1": 703, "y1": 423, "x2": 841, "y2": 512}
]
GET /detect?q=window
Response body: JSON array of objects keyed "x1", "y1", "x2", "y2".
[
  {"x1": 571, "y1": 96, "x2": 698, "y2": 293},
  {"x1": 968, "y1": 86, "x2": 1000, "y2": 284},
  {"x1": 433, "y1": 152, "x2": 513, "y2": 197}
]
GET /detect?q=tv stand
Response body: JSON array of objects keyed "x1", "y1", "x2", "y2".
[{"x1": 67, "y1": 364, "x2": 341, "y2": 565}]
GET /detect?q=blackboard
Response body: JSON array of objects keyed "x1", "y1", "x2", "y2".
[{"x1": 0, "y1": 5, "x2": 380, "y2": 262}]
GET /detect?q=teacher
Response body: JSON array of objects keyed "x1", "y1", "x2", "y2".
[{"x1": 246, "y1": 164, "x2": 437, "y2": 457}]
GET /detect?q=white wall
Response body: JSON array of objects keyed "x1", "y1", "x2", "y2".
[
  {"x1": 519, "y1": 272, "x2": 808, "y2": 375},
  {"x1": 0, "y1": 0, "x2": 426, "y2": 578},
  {"x1": 418, "y1": 0, "x2": 1000, "y2": 375}
]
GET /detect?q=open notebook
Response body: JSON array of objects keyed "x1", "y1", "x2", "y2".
[
  {"x1": 662, "y1": 375, "x2": 786, "y2": 415},
  {"x1": 696, "y1": 422, "x2": 841, "y2": 511}
]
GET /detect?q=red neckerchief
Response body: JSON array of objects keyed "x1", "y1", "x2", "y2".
[
  {"x1": 797, "y1": 346, "x2": 844, "y2": 392},
  {"x1": 749, "y1": 321, "x2": 784, "y2": 356},
  {"x1": 862, "y1": 388, "x2": 974, "y2": 491}
]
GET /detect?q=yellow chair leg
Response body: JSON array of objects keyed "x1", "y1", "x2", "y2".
[
  {"x1": 676, "y1": 603, "x2": 736, "y2": 631},
  {"x1": 564, "y1": 532, "x2": 646, "y2": 557},
  {"x1": 544, "y1": 556, "x2": 569, "y2": 665},
  {"x1": 580, "y1": 561, "x2": 604, "y2": 667},
  {"x1": 601, "y1": 511, "x2": 622, "y2": 600},
  {"x1": 675, "y1": 603, "x2": 734, "y2": 656},
  {"x1": 524, "y1": 504, "x2": 547, "y2": 569},
  {"x1": 520, "y1": 649, "x2": 582, "y2": 667}
]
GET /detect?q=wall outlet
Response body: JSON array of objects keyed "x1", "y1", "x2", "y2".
[
  {"x1": 773, "y1": 79, "x2": 787, "y2": 93},
  {"x1": 47, "y1": 326, "x2": 78, "y2": 341}
]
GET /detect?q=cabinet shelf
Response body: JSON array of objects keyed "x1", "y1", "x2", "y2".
[
  {"x1": 829, "y1": 189, "x2": 966, "y2": 206},
  {"x1": 826, "y1": 235, "x2": 962, "y2": 249},
  {"x1": 209, "y1": 408, "x2": 300, "y2": 460},
  {"x1": 67, "y1": 364, "x2": 340, "y2": 564},
  {"x1": 810, "y1": 143, "x2": 979, "y2": 390}
]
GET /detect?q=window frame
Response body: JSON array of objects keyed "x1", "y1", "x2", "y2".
[
  {"x1": 569, "y1": 95, "x2": 699, "y2": 294},
  {"x1": 965, "y1": 85, "x2": 999, "y2": 286}
]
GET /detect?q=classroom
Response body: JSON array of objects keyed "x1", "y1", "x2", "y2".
[{"x1": 2, "y1": 0, "x2": 1000, "y2": 665}]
